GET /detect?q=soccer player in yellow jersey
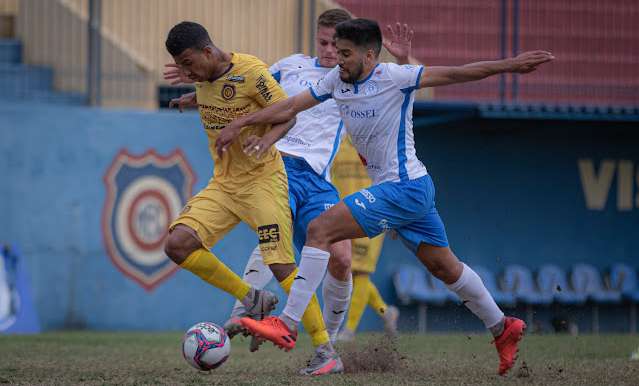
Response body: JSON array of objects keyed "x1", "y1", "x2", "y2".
[
  {"x1": 331, "y1": 136, "x2": 399, "y2": 341},
  {"x1": 162, "y1": 22, "x2": 332, "y2": 369}
]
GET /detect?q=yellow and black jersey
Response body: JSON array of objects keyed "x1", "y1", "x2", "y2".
[{"x1": 195, "y1": 52, "x2": 287, "y2": 191}]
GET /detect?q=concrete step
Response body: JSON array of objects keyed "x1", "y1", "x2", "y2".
[
  {"x1": 0, "y1": 63, "x2": 53, "y2": 92},
  {"x1": 0, "y1": 90, "x2": 86, "y2": 105},
  {"x1": 0, "y1": 39, "x2": 21, "y2": 63}
]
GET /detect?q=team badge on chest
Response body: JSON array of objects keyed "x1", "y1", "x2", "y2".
[{"x1": 221, "y1": 84, "x2": 236, "y2": 100}]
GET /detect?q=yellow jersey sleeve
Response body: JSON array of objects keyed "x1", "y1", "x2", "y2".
[{"x1": 246, "y1": 63, "x2": 288, "y2": 108}]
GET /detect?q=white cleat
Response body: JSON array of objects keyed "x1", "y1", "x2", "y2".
[
  {"x1": 299, "y1": 345, "x2": 344, "y2": 376},
  {"x1": 223, "y1": 289, "x2": 278, "y2": 351},
  {"x1": 244, "y1": 288, "x2": 279, "y2": 319},
  {"x1": 223, "y1": 316, "x2": 246, "y2": 339}
]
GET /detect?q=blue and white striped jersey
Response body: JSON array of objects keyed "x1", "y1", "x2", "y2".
[
  {"x1": 269, "y1": 54, "x2": 345, "y2": 181},
  {"x1": 310, "y1": 62, "x2": 428, "y2": 184}
]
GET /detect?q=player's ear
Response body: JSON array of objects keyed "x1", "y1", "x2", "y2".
[
  {"x1": 202, "y1": 45, "x2": 214, "y2": 58},
  {"x1": 364, "y1": 48, "x2": 375, "y2": 65}
]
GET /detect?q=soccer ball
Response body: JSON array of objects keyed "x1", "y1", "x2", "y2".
[{"x1": 182, "y1": 322, "x2": 231, "y2": 371}]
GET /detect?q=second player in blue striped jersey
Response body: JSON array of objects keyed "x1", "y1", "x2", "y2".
[{"x1": 269, "y1": 54, "x2": 344, "y2": 181}]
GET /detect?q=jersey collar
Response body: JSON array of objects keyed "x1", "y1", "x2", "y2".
[
  {"x1": 353, "y1": 63, "x2": 380, "y2": 85},
  {"x1": 205, "y1": 53, "x2": 235, "y2": 83}
]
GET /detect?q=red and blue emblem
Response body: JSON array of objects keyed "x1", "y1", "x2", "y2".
[{"x1": 102, "y1": 149, "x2": 196, "y2": 291}]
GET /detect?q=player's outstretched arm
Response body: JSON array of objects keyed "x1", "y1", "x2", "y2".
[
  {"x1": 215, "y1": 89, "x2": 319, "y2": 157},
  {"x1": 418, "y1": 50, "x2": 554, "y2": 88}
]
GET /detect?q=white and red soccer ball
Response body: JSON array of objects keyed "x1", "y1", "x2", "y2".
[{"x1": 182, "y1": 322, "x2": 231, "y2": 371}]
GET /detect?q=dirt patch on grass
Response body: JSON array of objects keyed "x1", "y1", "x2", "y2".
[{"x1": 340, "y1": 334, "x2": 406, "y2": 373}]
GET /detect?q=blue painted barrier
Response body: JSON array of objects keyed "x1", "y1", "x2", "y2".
[{"x1": 1, "y1": 102, "x2": 637, "y2": 332}]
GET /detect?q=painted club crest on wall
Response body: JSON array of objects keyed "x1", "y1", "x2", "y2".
[{"x1": 102, "y1": 149, "x2": 196, "y2": 291}]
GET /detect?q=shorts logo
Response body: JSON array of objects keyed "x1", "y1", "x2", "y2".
[
  {"x1": 378, "y1": 219, "x2": 391, "y2": 231},
  {"x1": 221, "y1": 84, "x2": 236, "y2": 100},
  {"x1": 360, "y1": 189, "x2": 376, "y2": 203},
  {"x1": 355, "y1": 198, "x2": 367, "y2": 210},
  {"x1": 324, "y1": 203, "x2": 335, "y2": 211},
  {"x1": 102, "y1": 149, "x2": 195, "y2": 291},
  {"x1": 258, "y1": 224, "x2": 280, "y2": 244}
]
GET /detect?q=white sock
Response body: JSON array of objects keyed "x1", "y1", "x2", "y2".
[
  {"x1": 322, "y1": 272, "x2": 353, "y2": 342},
  {"x1": 282, "y1": 246, "x2": 330, "y2": 323},
  {"x1": 230, "y1": 246, "x2": 274, "y2": 318},
  {"x1": 446, "y1": 263, "x2": 504, "y2": 329}
]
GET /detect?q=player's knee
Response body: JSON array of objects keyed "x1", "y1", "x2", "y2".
[
  {"x1": 164, "y1": 235, "x2": 184, "y2": 265},
  {"x1": 305, "y1": 218, "x2": 330, "y2": 247},
  {"x1": 164, "y1": 230, "x2": 199, "y2": 265},
  {"x1": 428, "y1": 265, "x2": 449, "y2": 283},
  {"x1": 329, "y1": 240, "x2": 352, "y2": 273},
  {"x1": 428, "y1": 259, "x2": 463, "y2": 285},
  {"x1": 418, "y1": 244, "x2": 462, "y2": 284}
]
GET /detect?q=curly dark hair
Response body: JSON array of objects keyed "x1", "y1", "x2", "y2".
[{"x1": 165, "y1": 21, "x2": 213, "y2": 57}]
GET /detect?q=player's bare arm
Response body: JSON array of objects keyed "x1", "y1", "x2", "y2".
[
  {"x1": 215, "y1": 90, "x2": 319, "y2": 157},
  {"x1": 419, "y1": 50, "x2": 555, "y2": 88},
  {"x1": 168, "y1": 91, "x2": 197, "y2": 112},
  {"x1": 243, "y1": 117, "x2": 297, "y2": 159}
]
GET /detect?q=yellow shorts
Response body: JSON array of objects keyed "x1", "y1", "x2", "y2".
[
  {"x1": 169, "y1": 166, "x2": 294, "y2": 266},
  {"x1": 351, "y1": 233, "x2": 385, "y2": 274}
]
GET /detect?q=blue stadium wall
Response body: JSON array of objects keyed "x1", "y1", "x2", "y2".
[{"x1": 1, "y1": 103, "x2": 637, "y2": 332}]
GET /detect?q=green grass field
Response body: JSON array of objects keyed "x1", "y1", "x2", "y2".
[{"x1": 1, "y1": 332, "x2": 638, "y2": 385}]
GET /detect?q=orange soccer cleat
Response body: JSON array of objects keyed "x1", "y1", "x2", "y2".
[
  {"x1": 240, "y1": 315, "x2": 298, "y2": 351},
  {"x1": 493, "y1": 316, "x2": 527, "y2": 375}
]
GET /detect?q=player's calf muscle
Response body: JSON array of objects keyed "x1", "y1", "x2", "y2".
[
  {"x1": 416, "y1": 244, "x2": 463, "y2": 284},
  {"x1": 268, "y1": 263, "x2": 296, "y2": 282}
]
